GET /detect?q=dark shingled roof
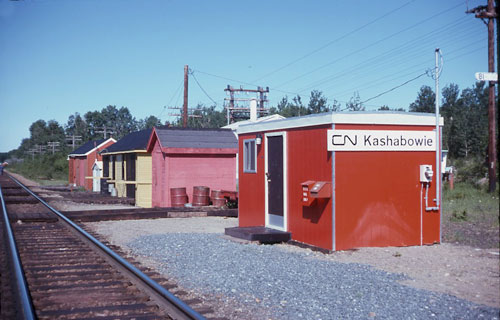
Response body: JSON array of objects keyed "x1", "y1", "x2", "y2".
[
  {"x1": 105, "y1": 129, "x2": 152, "y2": 153},
  {"x1": 69, "y1": 139, "x2": 107, "y2": 156},
  {"x1": 155, "y1": 127, "x2": 237, "y2": 149}
]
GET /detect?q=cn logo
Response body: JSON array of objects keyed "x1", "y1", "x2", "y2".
[{"x1": 332, "y1": 134, "x2": 357, "y2": 146}]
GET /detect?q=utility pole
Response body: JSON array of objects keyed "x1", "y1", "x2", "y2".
[
  {"x1": 66, "y1": 134, "x2": 82, "y2": 150},
  {"x1": 224, "y1": 86, "x2": 270, "y2": 125},
  {"x1": 467, "y1": 0, "x2": 497, "y2": 193},
  {"x1": 168, "y1": 66, "x2": 201, "y2": 123},
  {"x1": 183, "y1": 65, "x2": 189, "y2": 128},
  {"x1": 47, "y1": 142, "x2": 60, "y2": 154},
  {"x1": 96, "y1": 126, "x2": 115, "y2": 139},
  {"x1": 435, "y1": 48, "x2": 441, "y2": 209}
]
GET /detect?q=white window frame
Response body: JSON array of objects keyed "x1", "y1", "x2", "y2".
[{"x1": 243, "y1": 139, "x2": 257, "y2": 173}]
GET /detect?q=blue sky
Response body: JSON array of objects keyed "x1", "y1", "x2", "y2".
[{"x1": 0, "y1": 0, "x2": 490, "y2": 152}]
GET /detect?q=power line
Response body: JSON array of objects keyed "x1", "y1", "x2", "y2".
[
  {"x1": 192, "y1": 39, "x2": 485, "y2": 111},
  {"x1": 158, "y1": 79, "x2": 184, "y2": 120},
  {"x1": 360, "y1": 71, "x2": 430, "y2": 105},
  {"x1": 323, "y1": 37, "x2": 486, "y2": 99},
  {"x1": 190, "y1": 71, "x2": 218, "y2": 106},
  {"x1": 330, "y1": 46, "x2": 484, "y2": 109},
  {"x1": 167, "y1": 79, "x2": 184, "y2": 106},
  {"x1": 325, "y1": 36, "x2": 485, "y2": 101},
  {"x1": 193, "y1": 69, "x2": 302, "y2": 97},
  {"x1": 273, "y1": 1, "x2": 465, "y2": 89},
  {"x1": 294, "y1": 16, "x2": 475, "y2": 93},
  {"x1": 251, "y1": 0, "x2": 417, "y2": 83}
]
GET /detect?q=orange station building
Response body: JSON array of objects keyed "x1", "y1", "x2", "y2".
[{"x1": 236, "y1": 111, "x2": 443, "y2": 251}]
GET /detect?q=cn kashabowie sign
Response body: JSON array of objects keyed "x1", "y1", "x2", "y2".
[{"x1": 327, "y1": 130, "x2": 436, "y2": 151}]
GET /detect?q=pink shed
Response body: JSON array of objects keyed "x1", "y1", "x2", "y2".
[{"x1": 147, "y1": 127, "x2": 237, "y2": 207}]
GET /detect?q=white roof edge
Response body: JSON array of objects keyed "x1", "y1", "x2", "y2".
[
  {"x1": 237, "y1": 113, "x2": 332, "y2": 134},
  {"x1": 237, "y1": 112, "x2": 444, "y2": 134},
  {"x1": 69, "y1": 138, "x2": 116, "y2": 156},
  {"x1": 222, "y1": 114, "x2": 286, "y2": 130},
  {"x1": 83, "y1": 137, "x2": 116, "y2": 156}
]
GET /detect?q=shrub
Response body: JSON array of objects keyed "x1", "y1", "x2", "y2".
[{"x1": 448, "y1": 156, "x2": 488, "y2": 187}]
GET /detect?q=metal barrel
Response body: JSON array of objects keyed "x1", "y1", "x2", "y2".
[
  {"x1": 211, "y1": 189, "x2": 227, "y2": 207},
  {"x1": 170, "y1": 187, "x2": 188, "y2": 207},
  {"x1": 192, "y1": 186, "x2": 210, "y2": 206}
]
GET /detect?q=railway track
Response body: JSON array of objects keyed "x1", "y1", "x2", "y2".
[{"x1": 0, "y1": 174, "x2": 213, "y2": 320}]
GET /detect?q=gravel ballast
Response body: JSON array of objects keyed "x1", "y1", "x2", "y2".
[
  {"x1": 87, "y1": 217, "x2": 499, "y2": 319},
  {"x1": 124, "y1": 231, "x2": 499, "y2": 319}
]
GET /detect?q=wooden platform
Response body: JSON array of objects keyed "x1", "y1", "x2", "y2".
[
  {"x1": 61, "y1": 207, "x2": 237, "y2": 222},
  {"x1": 225, "y1": 226, "x2": 291, "y2": 244}
]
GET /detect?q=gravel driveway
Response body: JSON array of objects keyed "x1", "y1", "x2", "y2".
[{"x1": 88, "y1": 217, "x2": 500, "y2": 320}]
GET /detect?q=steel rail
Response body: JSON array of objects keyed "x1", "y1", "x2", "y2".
[
  {"x1": 0, "y1": 184, "x2": 36, "y2": 320},
  {"x1": 8, "y1": 175, "x2": 205, "y2": 320}
]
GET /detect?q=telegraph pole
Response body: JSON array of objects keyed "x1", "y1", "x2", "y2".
[
  {"x1": 467, "y1": 0, "x2": 497, "y2": 193},
  {"x1": 183, "y1": 65, "x2": 189, "y2": 128},
  {"x1": 96, "y1": 126, "x2": 115, "y2": 139},
  {"x1": 47, "y1": 142, "x2": 60, "y2": 154},
  {"x1": 224, "y1": 86, "x2": 270, "y2": 125},
  {"x1": 66, "y1": 134, "x2": 82, "y2": 150}
]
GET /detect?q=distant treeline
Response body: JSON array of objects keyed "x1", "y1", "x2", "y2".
[{"x1": 3, "y1": 82, "x2": 496, "y2": 184}]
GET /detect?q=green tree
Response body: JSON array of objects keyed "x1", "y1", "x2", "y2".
[
  {"x1": 345, "y1": 92, "x2": 365, "y2": 111},
  {"x1": 275, "y1": 95, "x2": 308, "y2": 117},
  {"x1": 138, "y1": 115, "x2": 162, "y2": 129},
  {"x1": 377, "y1": 105, "x2": 405, "y2": 111},
  {"x1": 114, "y1": 106, "x2": 138, "y2": 137},
  {"x1": 84, "y1": 105, "x2": 138, "y2": 140},
  {"x1": 175, "y1": 104, "x2": 227, "y2": 128},
  {"x1": 28, "y1": 119, "x2": 65, "y2": 147},
  {"x1": 84, "y1": 110, "x2": 106, "y2": 139},
  {"x1": 65, "y1": 113, "x2": 88, "y2": 142},
  {"x1": 440, "y1": 82, "x2": 488, "y2": 160},
  {"x1": 441, "y1": 84, "x2": 461, "y2": 157},
  {"x1": 409, "y1": 85, "x2": 435, "y2": 113},
  {"x1": 308, "y1": 90, "x2": 329, "y2": 114}
]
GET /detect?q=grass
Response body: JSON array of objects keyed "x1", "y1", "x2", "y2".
[
  {"x1": 36, "y1": 179, "x2": 69, "y2": 186},
  {"x1": 7, "y1": 167, "x2": 68, "y2": 186},
  {"x1": 443, "y1": 182, "x2": 499, "y2": 226},
  {"x1": 442, "y1": 181, "x2": 499, "y2": 248}
]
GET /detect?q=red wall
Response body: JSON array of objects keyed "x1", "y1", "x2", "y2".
[
  {"x1": 286, "y1": 126, "x2": 333, "y2": 249},
  {"x1": 334, "y1": 124, "x2": 440, "y2": 250},
  {"x1": 69, "y1": 139, "x2": 115, "y2": 191},
  {"x1": 151, "y1": 141, "x2": 237, "y2": 207},
  {"x1": 84, "y1": 140, "x2": 114, "y2": 191},
  {"x1": 68, "y1": 158, "x2": 75, "y2": 185},
  {"x1": 168, "y1": 154, "x2": 236, "y2": 206},
  {"x1": 238, "y1": 123, "x2": 441, "y2": 251},
  {"x1": 238, "y1": 126, "x2": 333, "y2": 250},
  {"x1": 78, "y1": 158, "x2": 86, "y2": 187},
  {"x1": 152, "y1": 139, "x2": 166, "y2": 207}
]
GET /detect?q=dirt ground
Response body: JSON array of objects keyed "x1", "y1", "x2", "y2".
[
  {"x1": 6, "y1": 171, "x2": 40, "y2": 187},
  {"x1": 281, "y1": 242, "x2": 499, "y2": 308},
  {"x1": 6, "y1": 172, "x2": 500, "y2": 309}
]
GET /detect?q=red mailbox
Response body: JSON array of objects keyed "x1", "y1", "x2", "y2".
[
  {"x1": 301, "y1": 180, "x2": 316, "y2": 206},
  {"x1": 310, "y1": 181, "x2": 332, "y2": 199},
  {"x1": 302, "y1": 181, "x2": 332, "y2": 206}
]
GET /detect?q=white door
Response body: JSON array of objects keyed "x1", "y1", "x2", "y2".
[
  {"x1": 92, "y1": 164, "x2": 101, "y2": 192},
  {"x1": 265, "y1": 132, "x2": 287, "y2": 231}
]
